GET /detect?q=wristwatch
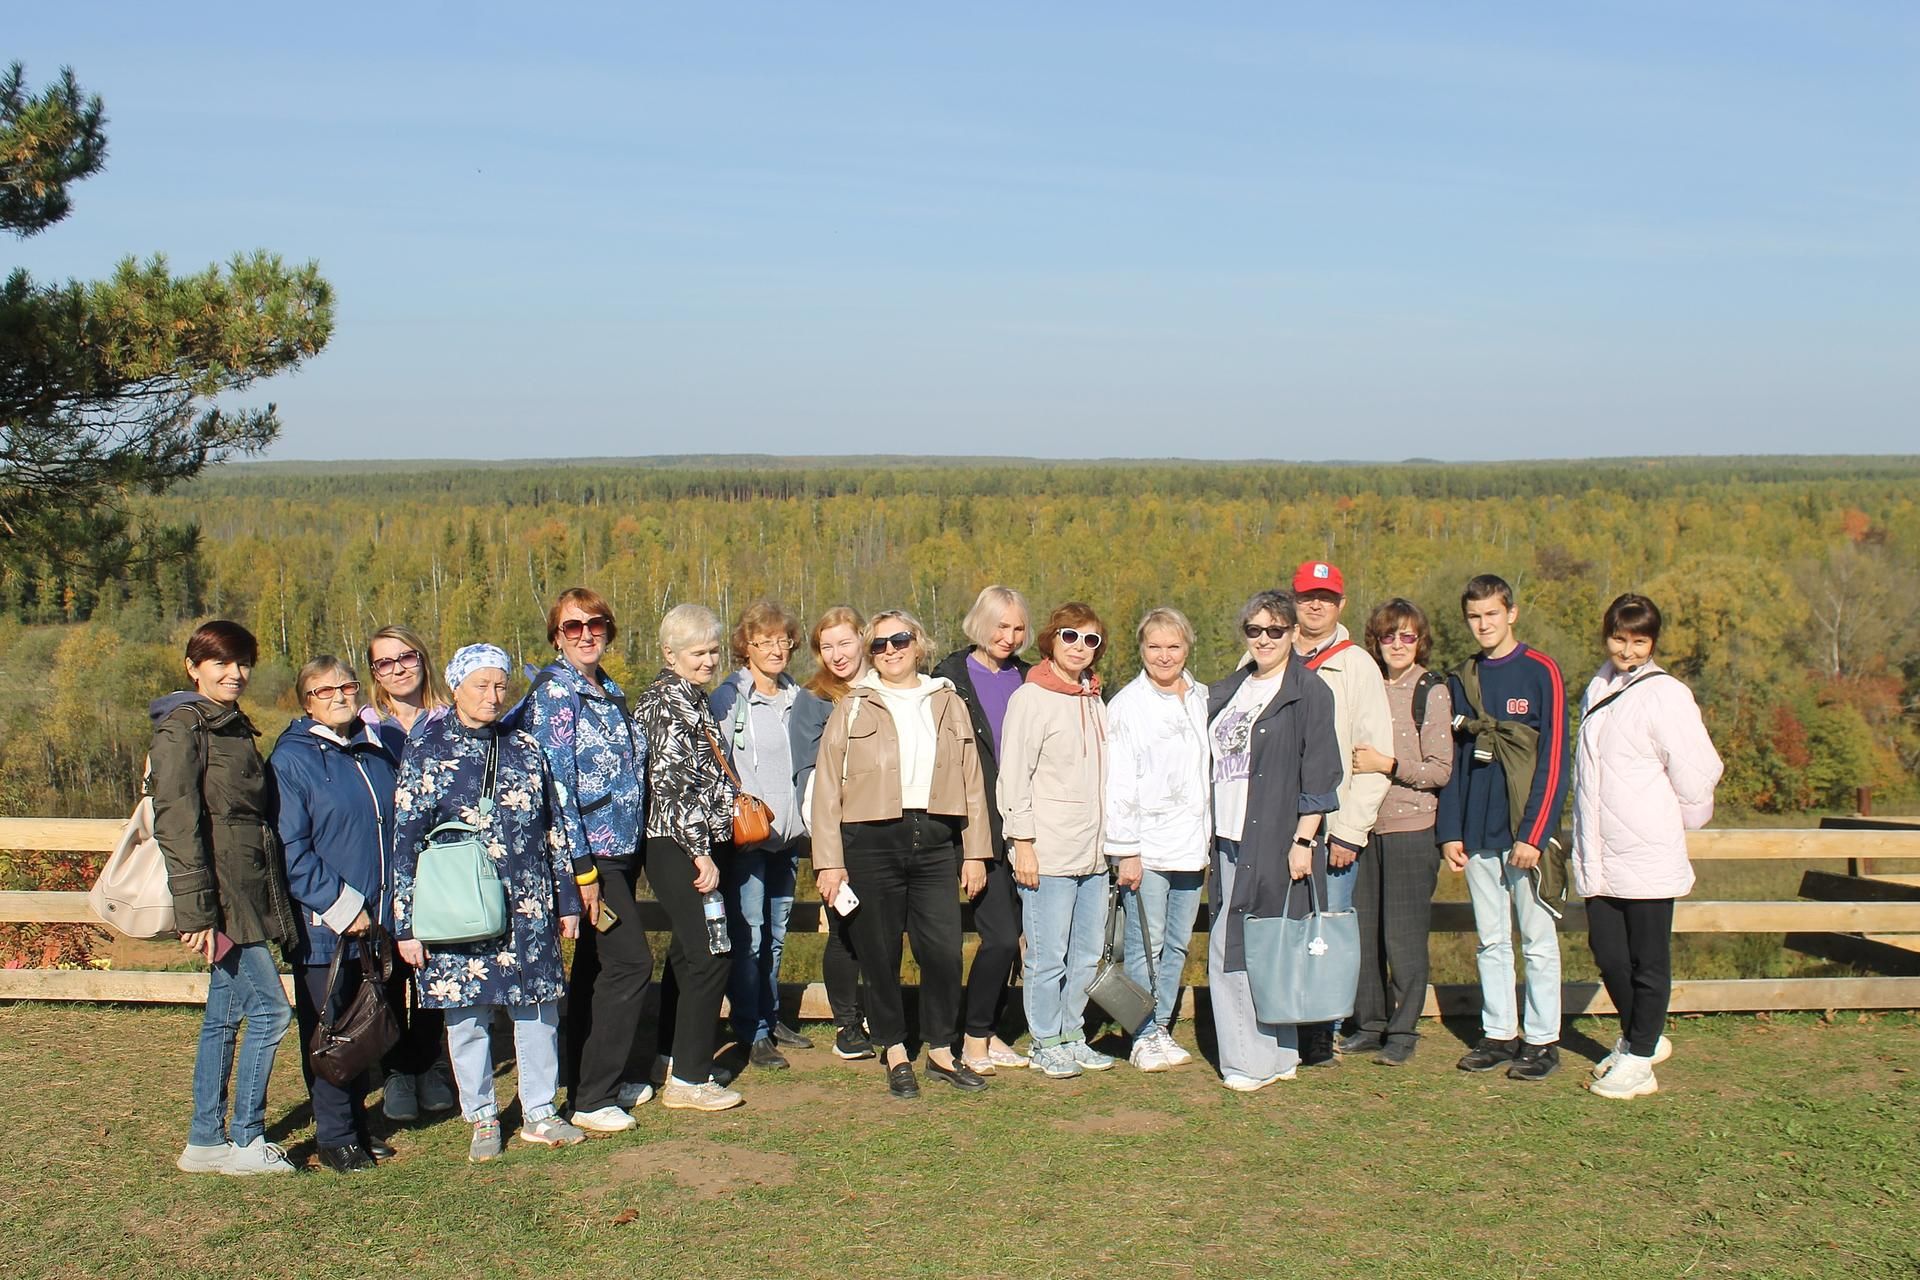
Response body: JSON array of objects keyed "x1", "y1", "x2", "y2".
[{"x1": 1292, "y1": 836, "x2": 1314, "y2": 848}]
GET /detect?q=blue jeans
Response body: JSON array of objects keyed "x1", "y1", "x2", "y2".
[
  {"x1": 723, "y1": 846, "x2": 797, "y2": 1044},
  {"x1": 444, "y1": 1002, "x2": 561, "y2": 1124},
  {"x1": 189, "y1": 941, "x2": 292, "y2": 1147},
  {"x1": 1018, "y1": 872, "x2": 1106, "y2": 1047},
  {"x1": 1464, "y1": 849, "x2": 1562, "y2": 1044},
  {"x1": 1122, "y1": 869, "x2": 1205, "y2": 1035},
  {"x1": 1326, "y1": 847, "x2": 1359, "y2": 912}
]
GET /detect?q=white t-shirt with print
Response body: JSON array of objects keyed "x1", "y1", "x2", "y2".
[{"x1": 1210, "y1": 667, "x2": 1285, "y2": 842}]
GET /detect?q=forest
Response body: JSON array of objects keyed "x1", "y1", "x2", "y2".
[{"x1": 0, "y1": 456, "x2": 1916, "y2": 824}]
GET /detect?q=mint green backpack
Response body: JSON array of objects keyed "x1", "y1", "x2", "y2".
[{"x1": 410, "y1": 737, "x2": 509, "y2": 945}]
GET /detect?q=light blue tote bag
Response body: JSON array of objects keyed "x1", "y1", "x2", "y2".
[
  {"x1": 409, "y1": 738, "x2": 509, "y2": 945},
  {"x1": 1242, "y1": 871, "x2": 1360, "y2": 1026}
]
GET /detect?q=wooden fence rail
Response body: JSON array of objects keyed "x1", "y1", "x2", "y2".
[{"x1": 5, "y1": 819, "x2": 1919, "y2": 1017}]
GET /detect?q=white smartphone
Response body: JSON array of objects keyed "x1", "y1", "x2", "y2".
[{"x1": 831, "y1": 881, "x2": 860, "y2": 916}]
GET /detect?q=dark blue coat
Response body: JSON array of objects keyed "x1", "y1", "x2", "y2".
[{"x1": 268, "y1": 717, "x2": 401, "y2": 965}]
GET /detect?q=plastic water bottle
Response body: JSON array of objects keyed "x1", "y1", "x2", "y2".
[{"x1": 702, "y1": 891, "x2": 731, "y2": 955}]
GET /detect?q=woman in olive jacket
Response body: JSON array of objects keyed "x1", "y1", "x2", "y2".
[{"x1": 154, "y1": 620, "x2": 301, "y2": 1176}]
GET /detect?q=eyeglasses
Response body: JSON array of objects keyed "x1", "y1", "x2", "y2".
[
  {"x1": 750, "y1": 636, "x2": 796, "y2": 652},
  {"x1": 1058, "y1": 628, "x2": 1102, "y2": 650},
  {"x1": 558, "y1": 616, "x2": 612, "y2": 640},
  {"x1": 868, "y1": 632, "x2": 916, "y2": 655},
  {"x1": 370, "y1": 650, "x2": 422, "y2": 677},
  {"x1": 1379, "y1": 631, "x2": 1420, "y2": 647},
  {"x1": 303, "y1": 681, "x2": 362, "y2": 702},
  {"x1": 1243, "y1": 624, "x2": 1292, "y2": 640}
]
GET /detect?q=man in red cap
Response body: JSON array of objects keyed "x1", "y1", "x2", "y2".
[{"x1": 1289, "y1": 559, "x2": 1394, "y2": 1067}]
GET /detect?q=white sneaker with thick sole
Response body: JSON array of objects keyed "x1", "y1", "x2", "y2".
[
  {"x1": 660, "y1": 1079, "x2": 744, "y2": 1112},
  {"x1": 573, "y1": 1105, "x2": 638, "y2": 1134},
  {"x1": 223, "y1": 1137, "x2": 297, "y2": 1175},
  {"x1": 1129, "y1": 1035, "x2": 1172, "y2": 1072},
  {"x1": 1591, "y1": 1034, "x2": 1672, "y2": 1079},
  {"x1": 176, "y1": 1142, "x2": 232, "y2": 1174},
  {"x1": 1222, "y1": 1068, "x2": 1295, "y2": 1092},
  {"x1": 382, "y1": 1071, "x2": 420, "y2": 1121},
  {"x1": 1587, "y1": 1054, "x2": 1659, "y2": 1099},
  {"x1": 616, "y1": 1081, "x2": 655, "y2": 1110},
  {"x1": 1155, "y1": 1028, "x2": 1194, "y2": 1067}
]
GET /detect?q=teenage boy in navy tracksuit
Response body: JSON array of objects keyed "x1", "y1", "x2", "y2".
[{"x1": 1436, "y1": 574, "x2": 1571, "y2": 1081}]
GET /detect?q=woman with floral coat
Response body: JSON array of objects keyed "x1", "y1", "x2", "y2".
[{"x1": 392, "y1": 644, "x2": 585, "y2": 1163}]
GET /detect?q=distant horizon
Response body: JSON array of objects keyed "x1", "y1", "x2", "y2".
[{"x1": 227, "y1": 451, "x2": 1920, "y2": 470}]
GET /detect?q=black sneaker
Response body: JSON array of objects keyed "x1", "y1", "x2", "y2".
[
  {"x1": 1456, "y1": 1036, "x2": 1521, "y2": 1072},
  {"x1": 886, "y1": 1061, "x2": 920, "y2": 1099},
  {"x1": 1507, "y1": 1042, "x2": 1561, "y2": 1081},
  {"x1": 749, "y1": 1037, "x2": 790, "y2": 1070},
  {"x1": 1299, "y1": 1025, "x2": 1339, "y2": 1068},
  {"x1": 1338, "y1": 1030, "x2": 1385, "y2": 1056},
  {"x1": 1372, "y1": 1038, "x2": 1417, "y2": 1067},
  {"x1": 318, "y1": 1143, "x2": 375, "y2": 1174},
  {"x1": 833, "y1": 1026, "x2": 876, "y2": 1060},
  {"x1": 771, "y1": 1022, "x2": 814, "y2": 1050}
]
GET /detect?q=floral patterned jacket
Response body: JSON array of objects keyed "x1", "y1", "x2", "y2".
[
  {"x1": 390, "y1": 714, "x2": 583, "y2": 1009},
  {"x1": 521, "y1": 659, "x2": 645, "y2": 872},
  {"x1": 638, "y1": 668, "x2": 736, "y2": 862}
]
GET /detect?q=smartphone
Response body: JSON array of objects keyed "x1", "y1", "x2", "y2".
[
  {"x1": 211, "y1": 931, "x2": 235, "y2": 963},
  {"x1": 831, "y1": 882, "x2": 860, "y2": 916},
  {"x1": 594, "y1": 900, "x2": 619, "y2": 932}
]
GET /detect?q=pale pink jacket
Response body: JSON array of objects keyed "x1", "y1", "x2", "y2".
[{"x1": 1571, "y1": 661, "x2": 1724, "y2": 900}]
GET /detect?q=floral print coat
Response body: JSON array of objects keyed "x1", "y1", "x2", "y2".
[
  {"x1": 521, "y1": 659, "x2": 644, "y2": 872},
  {"x1": 390, "y1": 714, "x2": 583, "y2": 1009},
  {"x1": 638, "y1": 669, "x2": 737, "y2": 862}
]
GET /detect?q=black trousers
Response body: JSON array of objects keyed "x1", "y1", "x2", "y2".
[
  {"x1": 566, "y1": 862, "x2": 655, "y2": 1111},
  {"x1": 1586, "y1": 895, "x2": 1674, "y2": 1057},
  {"x1": 381, "y1": 957, "x2": 445, "y2": 1077},
  {"x1": 1352, "y1": 828, "x2": 1442, "y2": 1041},
  {"x1": 294, "y1": 958, "x2": 373, "y2": 1150},
  {"x1": 821, "y1": 887, "x2": 865, "y2": 1031},
  {"x1": 843, "y1": 813, "x2": 965, "y2": 1052},
  {"x1": 962, "y1": 851, "x2": 1023, "y2": 1039},
  {"x1": 646, "y1": 837, "x2": 731, "y2": 1085}
]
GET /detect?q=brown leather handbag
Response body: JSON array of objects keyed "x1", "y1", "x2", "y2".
[
  {"x1": 705, "y1": 727, "x2": 774, "y2": 847},
  {"x1": 307, "y1": 928, "x2": 401, "y2": 1088}
]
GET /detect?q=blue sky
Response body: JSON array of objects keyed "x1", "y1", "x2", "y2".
[{"x1": 9, "y1": 3, "x2": 1917, "y2": 460}]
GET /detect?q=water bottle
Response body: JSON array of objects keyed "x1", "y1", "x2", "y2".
[{"x1": 702, "y1": 890, "x2": 731, "y2": 955}]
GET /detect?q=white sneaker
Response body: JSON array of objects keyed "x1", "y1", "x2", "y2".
[
  {"x1": 660, "y1": 1079, "x2": 744, "y2": 1112},
  {"x1": 223, "y1": 1136, "x2": 297, "y2": 1175},
  {"x1": 176, "y1": 1142, "x2": 232, "y2": 1174},
  {"x1": 382, "y1": 1071, "x2": 420, "y2": 1121},
  {"x1": 1587, "y1": 1054, "x2": 1658, "y2": 1099},
  {"x1": 573, "y1": 1105, "x2": 638, "y2": 1134},
  {"x1": 1222, "y1": 1069, "x2": 1295, "y2": 1092},
  {"x1": 1155, "y1": 1028, "x2": 1194, "y2": 1067},
  {"x1": 1591, "y1": 1034, "x2": 1672, "y2": 1079},
  {"x1": 616, "y1": 1081, "x2": 655, "y2": 1110},
  {"x1": 1129, "y1": 1035, "x2": 1172, "y2": 1073}
]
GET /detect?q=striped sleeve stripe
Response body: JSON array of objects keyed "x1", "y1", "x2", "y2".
[{"x1": 1522, "y1": 648, "x2": 1565, "y2": 846}]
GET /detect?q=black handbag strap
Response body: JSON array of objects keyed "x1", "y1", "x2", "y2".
[{"x1": 317, "y1": 924, "x2": 392, "y2": 1035}]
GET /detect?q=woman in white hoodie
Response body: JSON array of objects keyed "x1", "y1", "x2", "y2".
[
  {"x1": 1104, "y1": 607, "x2": 1209, "y2": 1072},
  {"x1": 1572, "y1": 594, "x2": 1723, "y2": 1100}
]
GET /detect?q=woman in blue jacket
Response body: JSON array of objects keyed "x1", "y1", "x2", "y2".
[{"x1": 270, "y1": 656, "x2": 401, "y2": 1174}]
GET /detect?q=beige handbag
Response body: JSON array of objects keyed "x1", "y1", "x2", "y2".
[{"x1": 90, "y1": 794, "x2": 177, "y2": 938}]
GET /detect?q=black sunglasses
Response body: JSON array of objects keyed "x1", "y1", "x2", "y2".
[
  {"x1": 1243, "y1": 624, "x2": 1292, "y2": 640},
  {"x1": 1058, "y1": 628, "x2": 1102, "y2": 650},
  {"x1": 868, "y1": 631, "x2": 916, "y2": 655}
]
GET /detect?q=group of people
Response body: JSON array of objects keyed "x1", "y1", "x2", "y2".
[{"x1": 149, "y1": 562, "x2": 1724, "y2": 1175}]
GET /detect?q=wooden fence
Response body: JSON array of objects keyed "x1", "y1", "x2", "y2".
[{"x1": 4, "y1": 818, "x2": 1919, "y2": 1018}]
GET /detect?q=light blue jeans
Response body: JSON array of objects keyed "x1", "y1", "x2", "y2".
[
  {"x1": 1464, "y1": 849, "x2": 1562, "y2": 1045},
  {"x1": 1326, "y1": 849, "x2": 1358, "y2": 912},
  {"x1": 723, "y1": 846, "x2": 798, "y2": 1045},
  {"x1": 444, "y1": 1002, "x2": 561, "y2": 1124},
  {"x1": 1122, "y1": 869, "x2": 1205, "y2": 1034},
  {"x1": 1019, "y1": 872, "x2": 1107, "y2": 1048},
  {"x1": 189, "y1": 941, "x2": 293, "y2": 1147}
]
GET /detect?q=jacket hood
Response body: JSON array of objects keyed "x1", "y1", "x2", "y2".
[
  {"x1": 1025, "y1": 660, "x2": 1101, "y2": 697},
  {"x1": 855, "y1": 670, "x2": 954, "y2": 702},
  {"x1": 149, "y1": 691, "x2": 239, "y2": 728}
]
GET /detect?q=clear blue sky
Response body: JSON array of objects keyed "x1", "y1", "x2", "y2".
[{"x1": 9, "y1": 3, "x2": 1917, "y2": 461}]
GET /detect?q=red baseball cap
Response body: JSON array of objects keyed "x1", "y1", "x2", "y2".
[{"x1": 1292, "y1": 560, "x2": 1345, "y2": 595}]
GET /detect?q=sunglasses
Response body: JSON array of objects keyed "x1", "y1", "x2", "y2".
[
  {"x1": 1058, "y1": 628, "x2": 1102, "y2": 650},
  {"x1": 1243, "y1": 624, "x2": 1292, "y2": 640},
  {"x1": 559, "y1": 615, "x2": 612, "y2": 640},
  {"x1": 370, "y1": 650, "x2": 422, "y2": 677},
  {"x1": 303, "y1": 681, "x2": 362, "y2": 702},
  {"x1": 1379, "y1": 631, "x2": 1421, "y2": 647},
  {"x1": 868, "y1": 631, "x2": 916, "y2": 655}
]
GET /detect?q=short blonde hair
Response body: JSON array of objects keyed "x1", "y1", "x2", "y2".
[
  {"x1": 1136, "y1": 606, "x2": 1195, "y2": 653},
  {"x1": 961, "y1": 585, "x2": 1030, "y2": 651},
  {"x1": 864, "y1": 610, "x2": 931, "y2": 672},
  {"x1": 659, "y1": 603, "x2": 722, "y2": 655}
]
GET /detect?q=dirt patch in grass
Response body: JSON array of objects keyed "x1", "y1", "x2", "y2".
[
  {"x1": 608, "y1": 1138, "x2": 797, "y2": 1199},
  {"x1": 736, "y1": 1081, "x2": 833, "y2": 1115},
  {"x1": 1051, "y1": 1108, "x2": 1175, "y2": 1136}
]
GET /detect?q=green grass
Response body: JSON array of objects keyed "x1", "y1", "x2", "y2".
[{"x1": 2, "y1": 1003, "x2": 1915, "y2": 1279}]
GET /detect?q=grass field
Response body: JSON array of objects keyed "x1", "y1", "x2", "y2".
[{"x1": 2, "y1": 1003, "x2": 1914, "y2": 1280}]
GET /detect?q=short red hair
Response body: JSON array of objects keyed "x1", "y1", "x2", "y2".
[
  {"x1": 1037, "y1": 601, "x2": 1108, "y2": 667},
  {"x1": 546, "y1": 586, "x2": 618, "y2": 645}
]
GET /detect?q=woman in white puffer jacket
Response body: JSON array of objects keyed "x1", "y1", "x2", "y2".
[{"x1": 1572, "y1": 593, "x2": 1723, "y2": 1100}]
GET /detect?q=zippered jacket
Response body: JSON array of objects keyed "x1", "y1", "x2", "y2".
[
  {"x1": 996, "y1": 663, "x2": 1111, "y2": 877},
  {"x1": 522, "y1": 658, "x2": 644, "y2": 872},
  {"x1": 268, "y1": 717, "x2": 400, "y2": 964},
  {"x1": 1103, "y1": 670, "x2": 1211, "y2": 872}
]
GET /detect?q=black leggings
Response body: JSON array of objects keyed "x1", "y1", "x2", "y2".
[
  {"x1": 1585, "y1": 895, "x2": 1674, "y2": 1058},
  {"x1": 566, "y1": 862, "x2": 655, "y2": 1111},
  {"x1": 646, "y1": 837, "x2": 731, "y2": 1085},
  {"x1": 962, "y1": 852, "x2": 1022, "y2": 1040}
]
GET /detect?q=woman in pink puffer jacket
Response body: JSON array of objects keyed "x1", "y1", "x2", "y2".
[{"x1": 1572, "y1": 594, "x2": 1722, "y2": 1100}]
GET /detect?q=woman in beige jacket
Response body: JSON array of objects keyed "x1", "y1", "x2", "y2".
[
  {"x1": 812, "y1": 610, "x2": 993, "y2": 1099},
  {"x1": 997, "y1": 602, "x2": 1118, "y2": 1079}
]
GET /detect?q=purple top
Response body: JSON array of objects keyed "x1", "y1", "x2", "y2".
[{"x1": 967, "y1": 653, "x2": 1024, "y2": 759}]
